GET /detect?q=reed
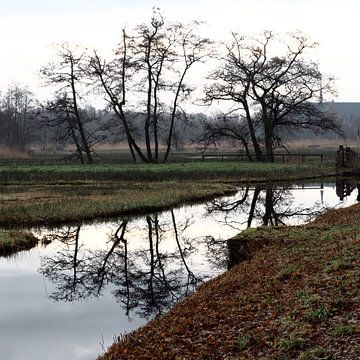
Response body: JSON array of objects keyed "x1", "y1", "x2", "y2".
[{"x1": 0, "y1": 147, "x2": 29, "y2": 159}]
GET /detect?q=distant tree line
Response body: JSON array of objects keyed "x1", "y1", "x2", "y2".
[
  {"x1": 0, "y1": 11, "x2": 347, "y2": 162},
  {"x1": 0, "y1": 84, "x2": 37, "y2": 151}
]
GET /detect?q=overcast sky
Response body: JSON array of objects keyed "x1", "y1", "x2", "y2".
[{"x1": 1, "y1": 0, "x2": 359, "y2": 103}]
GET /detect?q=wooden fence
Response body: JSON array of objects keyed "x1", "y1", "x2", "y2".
[{"x1": 200, "y1": 153, "x2": 324, "y2": 163}]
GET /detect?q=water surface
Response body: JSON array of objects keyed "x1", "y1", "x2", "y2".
[{"x1": 0, "y1": 181, "x2": 358, "y2": 359}]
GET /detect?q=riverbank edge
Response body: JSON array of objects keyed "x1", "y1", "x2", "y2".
[
  {"x1": 99, "y1": 203, "x2": 360, "y2": 359},
  {"x1": 0, "y1": 164, "x2": 336, "y2": 228},
  {"x1": 0, "y1": 230, "x2": 38, "y2": 256}
]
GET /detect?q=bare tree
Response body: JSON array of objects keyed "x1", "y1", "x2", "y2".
[
  {"x1": 40, "y1": 44, "x2": 93, "y2": 163},
  {"x1": 89, "y1": 10, "x2": 211, "y2": 163},
  {"x1": 42, "y1": 96, "x2": 110, "y2": 162},
  {"x1": 206, "y1": 31, "x2": 341, "y2": 162},
  {"x1": 197, "y1": 112, "x2": 256, "y2": 160}
]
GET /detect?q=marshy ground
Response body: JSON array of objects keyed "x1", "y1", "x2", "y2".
[{"x1": 0, "y1": 161, "x2": 334, "y2": 227}]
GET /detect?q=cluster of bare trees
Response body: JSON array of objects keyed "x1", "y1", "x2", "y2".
[
  {"x1": 0, "y1": 82, "x2": 109, "y2": 157},
  {"x1": 0, "y1": 11, "x2": 342, "y2": 162},
  {"x1": 0, "y1": 84, "x2": 36, "y2": 151},
  {"x1": 40, "y1": 11, "x2": 211, "y2": 163},
  {"x1": 201, "y1": 31, "x2": 342, "y2": 161},
  {"x1": 89, "y1": 13, "x2": 211, "y2": 163}
]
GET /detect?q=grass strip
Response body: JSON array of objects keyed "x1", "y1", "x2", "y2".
[
  {"x1": 0, "y1": 161, "x2": 335, "y2": 183},
  {"x1": 0, "y1": 180, "x2": 236, "y2": 227}
]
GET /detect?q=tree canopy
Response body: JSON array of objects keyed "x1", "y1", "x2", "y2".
[{"x1": 205, "y1": 31, "x2": 341, "y2": 161}]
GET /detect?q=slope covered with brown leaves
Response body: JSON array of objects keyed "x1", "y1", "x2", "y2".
[{"x1": 99, "y1": 204, "x2": 360, "y2": 359}]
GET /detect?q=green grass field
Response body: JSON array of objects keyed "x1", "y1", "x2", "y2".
[{"x1": 0, "y1": 161, "x2": 335, "y2": 182}]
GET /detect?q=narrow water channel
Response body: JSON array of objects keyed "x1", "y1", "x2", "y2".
[{"x1": 0, "y1": 180, "x2": 358, "y2": 359}]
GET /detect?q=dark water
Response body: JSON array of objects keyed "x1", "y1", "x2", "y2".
[{"x1": 0, "y1": 181, "x2": 358, "y2": 360}]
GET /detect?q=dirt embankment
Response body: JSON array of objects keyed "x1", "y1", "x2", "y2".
[{"x1": 99, "y1": 204, "x2": 360, "y2": 360}]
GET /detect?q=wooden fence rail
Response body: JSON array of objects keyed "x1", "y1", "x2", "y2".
[{"x1": 201, "y1": 153, "x2": 324, "y2": 163}]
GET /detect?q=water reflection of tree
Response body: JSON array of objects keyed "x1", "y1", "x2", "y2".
[
  {"x1": 39, "y1": 211, "x2": 204, "y2": 319},
  {"x1": 39, "y1": 226, "x2": 96, "y2": 301},
  {"x1": 207, "y1": 184, "x2": 323, "y2": 230},
  {"x1": 111, "y1": 213, "x2": 198, "y2": 318},
  {"x1": 203, "y1": 184, "x2": 325, "y2": 270},
  {"x1": 336, "y1": 177, "x2": 360, "y2": 201}
]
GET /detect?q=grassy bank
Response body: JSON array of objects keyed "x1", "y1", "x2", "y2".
[
  {"x1": 0, "y1": 161, "x2": 334, "y2": 183},
  {"x1": 0, "y1": 180, "x2": 236, "y2": 227},
  {"x1": 0, "y1": 230, "x2": 38, "y2": 256},
  {"x1": 99, "y1": 204, "x2": 360, "y2": 359},
  {"x1": 0, "y1": 161, "x2": 334, "y2": 227}
]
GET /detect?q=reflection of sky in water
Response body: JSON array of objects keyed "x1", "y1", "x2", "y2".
[
  {"x1": 0, "y1": 249, "x2": 145, "y2": 360},
  {"x1": 0, "y1": 181, "x2": 358, "y2": 360}
]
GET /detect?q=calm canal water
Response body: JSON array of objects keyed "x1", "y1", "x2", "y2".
[{"x1": 0, "y1": 180, "x2": 358, "y2": 359}]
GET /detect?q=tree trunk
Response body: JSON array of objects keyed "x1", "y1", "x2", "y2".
[
  {"x1": 67, "y1": 111, "x2": 85, "y2": 164},
  {"x1": 145, "y1": 42, "x2": 154, "y2": 162},
  {"x1": 76, "y1": 119, "x2": 93, "y2": 164},
  {"x1": 242, "y1": 138, "x2": 253, "y2": 161},
  {"x1": 146, "y1": 216, "x2": 155, "y2": 300},
  {"x1": 262, "y1": 186, "x2": 273, "y2": 225},
  {"x1": 244, "y1": 103, "x2": 262, "y2": 161},
  {"x1": 145, "y1": 76, "x2": 153, "y2": 162},
  {"x1": 247, "y1": 186, "x2": 261, "y2": 227},
  {"x1": 264, "y1": 126, "x2": 274, "y2": 162},
  {"x1": 128, "y1": 139, "x2": 136, "y2": 163},
  {"x1": 163, "y1": 68, "x2": 188, "y2": 163},
  {"x1": 69, "y1": 59, "x2": 93, "y2": 164}
]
